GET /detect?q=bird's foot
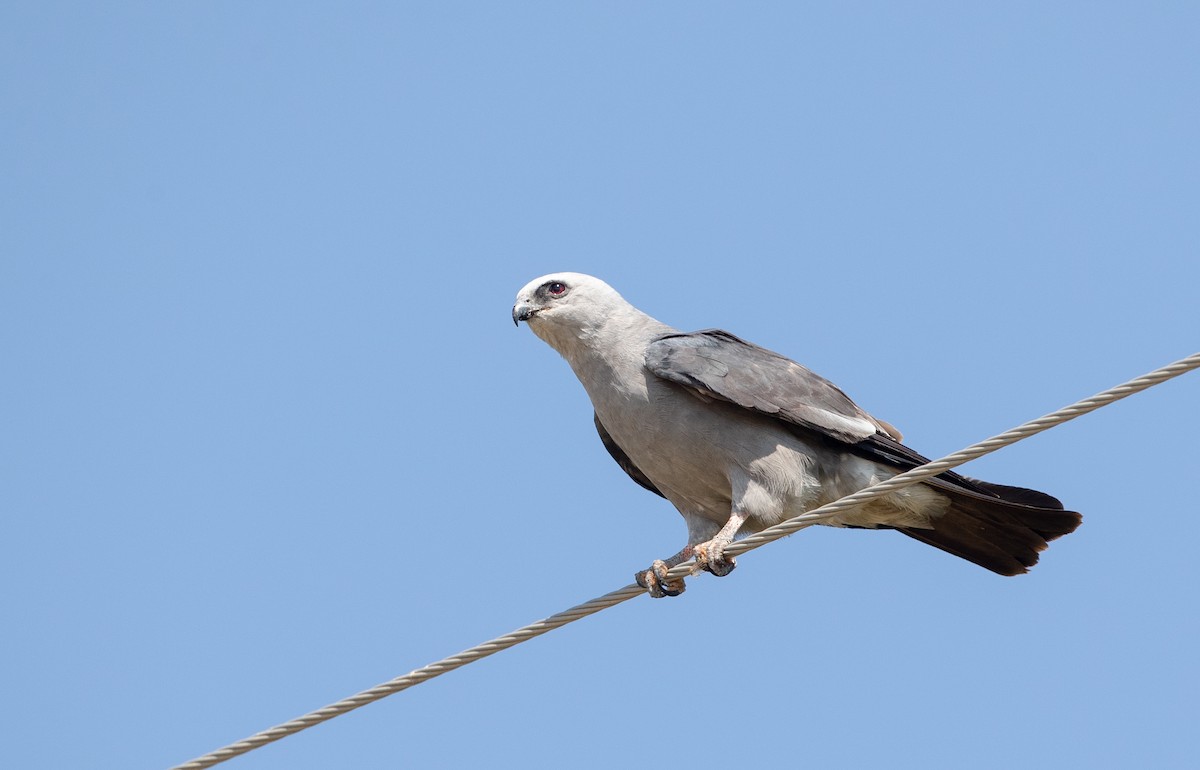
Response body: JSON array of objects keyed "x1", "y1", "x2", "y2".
[
  {"x1": 693, "y1": 539, "x2": 736, "y2": 577},
  {"x1": 635, "y1": 559, "x2": 686, "y2": 598}
]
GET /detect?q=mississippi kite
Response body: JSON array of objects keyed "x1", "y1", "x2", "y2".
[{"x1": 513, "y1": 273, "x2": 1081, "y2": 597}]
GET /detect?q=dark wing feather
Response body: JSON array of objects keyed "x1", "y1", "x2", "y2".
[
  {"x1": 840, "y1": 423, "x2": 1077, "y2": 512},
  {"x1": 859, "y1": 430, "x2": 990, "y2": 495},
  {"x1": 593, "y1": 412, "x2": 666, "y2": 498}
]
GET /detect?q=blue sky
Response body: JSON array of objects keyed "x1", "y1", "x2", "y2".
[{"x1": 3, "y1": 4, "x2": 1198, "y2": 769}]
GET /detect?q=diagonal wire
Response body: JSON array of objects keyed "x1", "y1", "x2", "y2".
[
  {"x1": 170, "y1": 351, "x2": 1200, "y2": 770},
  {"x1": 725, "y1": 351, "x2": 1200, "y2": 557}
]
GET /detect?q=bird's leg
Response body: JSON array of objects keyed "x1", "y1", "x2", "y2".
[
  {"x1": 635, "y1": 510, "x2": 749, "y2": 597},
  {"x1": 692, "y1": 510, "x2": 749, "y2": 577},
  {"x1": 635, "y1": 545, "x2": 694, "y2": 598}
]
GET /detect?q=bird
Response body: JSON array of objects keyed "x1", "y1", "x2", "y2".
[{"x1": 513, "y1": 272, "x2": 1081, "y2": 597}]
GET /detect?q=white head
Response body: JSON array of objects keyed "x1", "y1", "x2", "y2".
[{"x1": 512, "y1": 272, "x2": 640, "y2": 353}]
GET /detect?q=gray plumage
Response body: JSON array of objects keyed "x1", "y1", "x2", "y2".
[{"x1": 513, "y1": 273, "x2": 1080, "y2": 596}]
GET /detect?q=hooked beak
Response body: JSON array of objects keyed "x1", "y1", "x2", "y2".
[{"x1": 512, "y1": 302, "x2": 537, "y2": 326}]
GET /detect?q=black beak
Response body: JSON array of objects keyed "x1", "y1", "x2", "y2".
[{"x1": 512, "y1": 304, "x2": 535, "y2": 326}]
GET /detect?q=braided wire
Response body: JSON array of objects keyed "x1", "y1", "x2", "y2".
[{"x1": 170, "y1": 351, "x2": 1200, "y2": 770}]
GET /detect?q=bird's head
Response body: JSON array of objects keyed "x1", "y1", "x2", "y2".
[{"x1": 512, "y1": 272, "x2": 629, "y2": 351}]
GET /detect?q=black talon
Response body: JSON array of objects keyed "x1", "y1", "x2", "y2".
[
  {"x1": 659, "y1": 581, "x2": 685, "y2": 597},
  {"x1": 694, "y1": 544, "x2": 737, "y2": 578},
  {"x1": 636, "y1": 561, "x2": 686, "y2": 598},
  {"x1": 703, "y1": 556, "x2": 736, "y2": 577}
]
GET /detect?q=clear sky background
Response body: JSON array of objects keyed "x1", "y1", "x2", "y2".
[{"x1": 3, "y1": 4, "x2": 1198, "y2": 769}]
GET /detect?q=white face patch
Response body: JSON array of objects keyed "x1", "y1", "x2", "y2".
[{"x1": 515, "y1": 272, "x2": 614, "y2": 307}]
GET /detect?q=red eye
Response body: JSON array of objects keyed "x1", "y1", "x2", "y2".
[{"x1": 547, "y1": 282, "x2": 567, "y2": 295}]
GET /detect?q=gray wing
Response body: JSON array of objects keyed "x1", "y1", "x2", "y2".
[
  {"x1": 644, "y1": 330, "x2": 1013, "y2": 495},
  {"x1": 645, "y1": 329, "x2": 901, "y2": 443},
  {"x1": 593, "y1": 412, "x2": 666, "y2": 498}
]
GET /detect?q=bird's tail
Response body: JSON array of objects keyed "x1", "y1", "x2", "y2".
[{"x1": 897, "y1": 478, "x2": 1082, "y2": 576}]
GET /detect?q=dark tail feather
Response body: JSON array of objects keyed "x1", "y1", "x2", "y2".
[
  {"x1": 898, "y1": 481, "x2": 1082, "y2": 576},
  {"x1": 960, "y1": 477, "x2": 1065, "y2": 511}
]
